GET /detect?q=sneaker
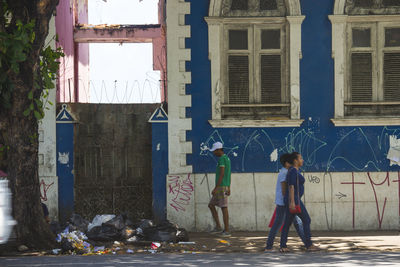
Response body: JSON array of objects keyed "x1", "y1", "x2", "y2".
[
  {"x1": 219, "y1": 231, "x2": 231, "y2": 237},
  {"x1": 209, "y1": 228, "x2": 222, "y2": 234}
]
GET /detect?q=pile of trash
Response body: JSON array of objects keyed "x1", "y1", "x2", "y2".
[{"x1": 54, "y1": 214, "x2": 189, "y2": 255}]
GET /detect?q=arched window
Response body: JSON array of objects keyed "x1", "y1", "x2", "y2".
[
  {"x1": 207, "y1": 0, "x2": 304, "y2": 127},
  {"x1": 331, "y1": 0, "x2": 400, "y2": 126}
]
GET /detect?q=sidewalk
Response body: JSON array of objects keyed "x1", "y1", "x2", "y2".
[
  {"x1": 1, "y1": 231, "x2": 399, "y2": 256},
  {"x1": 159, "y1": 231, "x2": 400, "y2": 253}
]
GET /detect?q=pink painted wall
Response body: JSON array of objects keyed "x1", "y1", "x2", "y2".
[
  {"x1": 56, "y1": 0, "x2": 75, "y2": 102},
  {"x1": 56, "y1": 0, "x2": 89, "y2": 103},
  {"x1": 75, "y1": 0, "x2": 90, "y2": 102},
  {"x1": 153, "y1": 0, "x2": 167, "y2": 102}
]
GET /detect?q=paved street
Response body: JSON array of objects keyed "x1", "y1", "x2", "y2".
[{"x1": 1, "y1": 252, "x2": 400, "y2": 267}]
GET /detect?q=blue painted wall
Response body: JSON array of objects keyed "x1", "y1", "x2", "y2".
[
  {"x1": 185, "y1": 0, "x2": 400, "y2": 174},
  {"x1": 56, "y1": 122, "x2": 74, "y2": 223},
  {"x1": 152, "y1": 122, "x2": 169, "y2": 222}
]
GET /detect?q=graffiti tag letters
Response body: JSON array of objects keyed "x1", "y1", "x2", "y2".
[{"x1": 167, "y1": 174, "x2": 194, "y2": 212}]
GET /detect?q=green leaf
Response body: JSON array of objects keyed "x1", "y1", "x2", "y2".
[
  {"x1": 29, "y1": 102, "x2": 34, "y2": 110},
  {"x1": 23, "y1": 108, "x2": 30, "y2": 116},
  {"x1": 34, "y1": 110, "x2": 42, "y2": 120},
  {"x1": 28, "y1": 90, "x2": 33, "y2": 100}
]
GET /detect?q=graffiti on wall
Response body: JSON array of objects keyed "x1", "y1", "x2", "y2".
[
  {"x1": 200, "y1": 126, "x2": 400, "y2": 173},
  {"x1": 167, "y1": 174, "x2": 194, "y2": 212},
  {"x1": 39, "y1": 179, "x2": 54, "y2": 202}
]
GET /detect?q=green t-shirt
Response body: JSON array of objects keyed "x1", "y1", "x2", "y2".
[{"x1": 215, "y1": 154, "x2": 231, "y2": 187}]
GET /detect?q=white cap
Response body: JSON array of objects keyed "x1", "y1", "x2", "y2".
[{"x1": 209, "y1": 142, "x2": 223, "y2": 152}]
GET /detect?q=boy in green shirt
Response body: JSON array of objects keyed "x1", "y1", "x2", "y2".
[{"x1": 208, "y1": 142, "x2": 231, "y2": 237}]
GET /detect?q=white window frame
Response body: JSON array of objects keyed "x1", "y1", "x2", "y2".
[
  {"x1": 330, "y1": 14, "x2": 400, "y2": 126},
  {"x1": 206, "y1": 0, "x2": 304, "y2": 128},
  {"x1": 222, "y1": 23, "x2": 287, "y2": 107}
]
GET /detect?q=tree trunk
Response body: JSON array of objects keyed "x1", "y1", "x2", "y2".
[
  {"x1": 4, "y1": 78, "x2": 56, "y2": 249},
  {"x1": 0, "y1": 0, "x2": 60, "y2": 249}
]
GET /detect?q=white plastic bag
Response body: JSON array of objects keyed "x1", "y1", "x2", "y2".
[{"x1": 87, "y1": 214, "x2": 115, "y2": 231}]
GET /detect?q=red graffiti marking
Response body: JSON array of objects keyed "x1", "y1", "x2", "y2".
[
  {"x1": 39, "y1": 179, "x2": 54, "y2": 201},
  {"x1": 167, "y1": 174, "x2": 194, "y2": 212},
  {"x1": 367, "y1": 172, "x2": 390, "y2": 229},
  {"x1": 341, "y1": 172, "x2": 365, "y2": 229},
  {"x1": 392, "y1": 172, "x2": 400, "y2": 217}
]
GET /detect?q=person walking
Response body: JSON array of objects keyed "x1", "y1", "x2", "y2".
[
  {"x1": 265, "y1": 153, "x2": 305, "y2": 251},
  {"x1": 208, "y1": 142, "x2": 231, "y2": 237},
  {"x1": 280, "y1": 152, "x2": 320, "y2": 252}
]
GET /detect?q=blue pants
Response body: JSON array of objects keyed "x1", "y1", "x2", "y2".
[
  {"x1": 265, "y1": 205, "x2": 306, "y2": 249},
  {"x1": 280, "y1": 201, "x2": 312, "y2": 248}
]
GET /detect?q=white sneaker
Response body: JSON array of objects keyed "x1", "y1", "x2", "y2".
[{"x1": 219, "y1": 231, "x2": 231, "y2": 237}]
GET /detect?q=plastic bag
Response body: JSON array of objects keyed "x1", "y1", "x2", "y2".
[
  {"x1": 87, "y1": 225, "x2": 120, "y2": 241},
  {"x1": 176, "y1": 228, "x2": 189, "y2": 242},
  {"x1": 70, "y1": 214, "x2": 89, "y2": 232},
  {"x1": 87, "y1": 214, "x2": 116, "y2": 232},
  {"x1": 103, "y1": 215, "x2": 126, "y2": 231}
]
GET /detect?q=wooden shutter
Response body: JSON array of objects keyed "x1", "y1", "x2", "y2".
[
  {"x1": 231, "y1": 0, "x2": 248, "y2": 10},
  {"x1": 384, "y1": 53, "x2": 400, "y2": 101},
  {"x1": 351, "y1": 53, "x2": 372, "y2": 102},
  {"x1": 261, "y1": 55, "x2": 281, "y2": 104},
  {"x1": 228, "y1": 55, "x2": 249, "y2": 104},
  {"x1": 260, "y1": 0, "x2": 277, "y2": 10}
]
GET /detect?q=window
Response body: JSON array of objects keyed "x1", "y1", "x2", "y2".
[
  {"x1": 223, "y1": 25, "x2": 287, "y2": 119},
  {"x1": 330, "y1": 0, "x2": 400, "y2": 125},
  {"x1": 206, "y1": 0, "x2": 304, "y2": 127},
  {"x1": 347, "y1": 23, "x2": 400, "y2": 116}
]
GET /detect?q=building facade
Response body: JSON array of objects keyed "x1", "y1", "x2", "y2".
[{"x1": 158, "y1": 0, "x2": 400, "y2": 231}]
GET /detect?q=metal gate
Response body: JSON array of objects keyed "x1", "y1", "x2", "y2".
[{"x1": 67, "y1": 103, "x2": 156, "y2": 221}]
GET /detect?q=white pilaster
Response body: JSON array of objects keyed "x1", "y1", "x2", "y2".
[
  {"x1": 329, "y1": 15, "x2": 348, "y2": 119},
  {"x1": 167, "y1": 0, "x2": 192, "y2": 174},
  {"x1": 287, "y1": 16, "x2": 305, "y2": 120}
]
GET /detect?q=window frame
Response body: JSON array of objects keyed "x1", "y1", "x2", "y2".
[
  {"x1": 330, "y1": 14, "x2": 400, "y2": 126},
  {"x1": 222, "y1": 23, "x2": 287, "y2": 109}
]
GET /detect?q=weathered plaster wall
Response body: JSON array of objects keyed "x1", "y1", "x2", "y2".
[
  {"x1": 38, "y1": 16, "x2": 58, "y2": 221},
  {"x1": 167, "y1": 172, "x2": 399, "y2": 231}
]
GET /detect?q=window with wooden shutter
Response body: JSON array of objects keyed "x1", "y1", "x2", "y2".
[
  {"x1": 222, "y1": 24, "x2": 287, "y2": 119},
  {"x1": 345, "y1": 23, "x2": 400, "y2": 117}
]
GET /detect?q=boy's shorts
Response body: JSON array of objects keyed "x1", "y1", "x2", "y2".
[{"x1": 209, "y1": 186, "x2": 229, "y2": 208}]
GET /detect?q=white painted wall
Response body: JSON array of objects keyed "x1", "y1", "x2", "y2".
[
  {"x1": 167, "y1": 172, "x2": 399, "y2": 231},
  {"x1": 38, "y1": 16, "x2": 58, "y2": 221}
]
